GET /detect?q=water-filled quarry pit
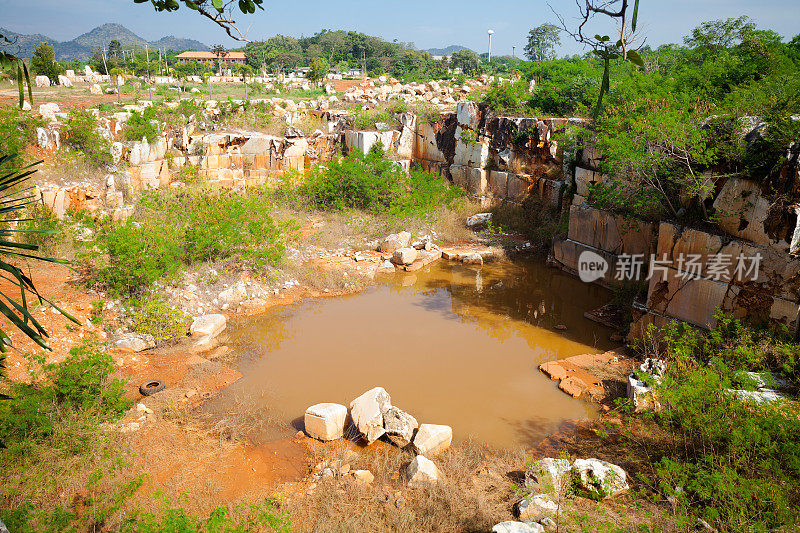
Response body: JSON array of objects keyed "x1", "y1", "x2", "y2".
[{"x1": 205, "y1": 258, "x2": 615, "y2": 449}]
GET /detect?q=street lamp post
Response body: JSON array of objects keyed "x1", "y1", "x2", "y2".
[{"x1": 487, "y1": 30, "x2": 494, "y2": 63}]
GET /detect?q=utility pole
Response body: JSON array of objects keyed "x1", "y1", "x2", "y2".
[
  {"x1": 487, "y1": 30, "x2": 494, "y2": 63},
  {"x1": 145, "y1": 43, "x2": 152, "y2": 101}
]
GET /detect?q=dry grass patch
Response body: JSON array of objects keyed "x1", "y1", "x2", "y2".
[{"x1": 287, "y1": 438, "x2": 526, "y2": 532}]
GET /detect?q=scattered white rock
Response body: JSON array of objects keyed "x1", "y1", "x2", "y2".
[
  {"x1": 412, "y1": 423, "x2": 452, "y2": 456},
  {"x1": 190, "y1": 314, "x2": 227, "y2": 338},
  {"x1": 572, "y1": 458, "x2": 629, "y2": 498},
  {"x1": 219, "y1": 281, "x2": 247, "y2": 304},
  {"x1": 391, "y1": 247, "x2": 418, "y2": 266},
  {"x1": 525, "y1": 458, "x2": 572, "y2": 492},
  {"x1": 492, "y1": 521, "x2": 545, "y2": 533},
  {"x1": 383, "y1": 406, "x2": 418, "y2": 447},
  {"x1": 349, "y1": 387, "x2": 391, "y2": 444},
  {"x1": 516, "y1": 494, "x2": 558, "y2": 521},
  {"x1": 377, "y1": 260, "x2": 396, "y2": 274},
  {"x1": 407, "y1": 455, "x2": 441, "y2": 486},
  {"x1": 114, "y1": 332, "x2": 155, "y2": 352},
  {"x1": 378, "y1": 231, "x2": 411, "y2": 253},
  {"x1": 466, "y1": 213, "x2": 492, "y2": 227},
  {"x1": 136, "y1": 402, "x2": 154, "y2": 415},
  {"x1": 304, "y1": 403, "x2": 348, "y2": 441},
  {"x1": 120, "y1": 422, "x2": 141, "y2": 433},
  {"x1": 38, "y1": 102, "x2": 60, "y2": 120},
  {"x1": 351, "y1": 470, "x2": 375, "y2": 484}
]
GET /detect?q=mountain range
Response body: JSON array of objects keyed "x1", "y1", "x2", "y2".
[
  {"x1": 0, "y1": 23, "x2": 209, "y2": 60},
  {"x1": 1, "y1": 23, "x2": 471, "y2": 62}
]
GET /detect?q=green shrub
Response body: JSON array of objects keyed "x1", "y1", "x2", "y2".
[
  {"x1": 350, "y1": 106, "x2": 399, "y2": 130},
  {"x1": 459, "y1": 129, "x2": 478, "y2": 144},
  {"x1": 0, "y1": 109, "x2": 46, "y2": 170},
  {"x1": 0, "y1": 341, "x2": 128, "y2": 446},
  {"x1": 89, "y1": 300, "x2": 104, "y2": 324},
  {"x1": 96, "y1": 221, "x2": 183, "y2": 298},
  {"x1": 639, "y1": 317, "x2": 800, "y2": 530},
  {"x1": 301, "y1": 146, "x2": 462, "y2": 216},
  {"x1": 123, "y1": 106, "x2": 159, "y2": 143},
  {"x1": 132, "y1": 299, "x2": 189, "y2": 341},
  {"x1": 93, "y1": 189, "x2": 288, "y2": 298},
  {"x1": 178, "y1": 164, "x2": 201, "y2": 184},
  {"x1": 63, "y1": 110, "x2": 112, "y2": 167}
]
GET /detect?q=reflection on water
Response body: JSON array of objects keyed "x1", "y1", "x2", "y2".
[{"x1": 206, "y1": 258, "x2": 615, "y2": 448}]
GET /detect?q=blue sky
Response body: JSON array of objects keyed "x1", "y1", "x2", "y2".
[{"x1": 5, "y1": 0, "x2": 800, "y2": 55}]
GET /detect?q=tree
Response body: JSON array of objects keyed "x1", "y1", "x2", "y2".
[
  {"x1": 108, "y1": 39, "x2": 122, "y2": 58},
  {"x1": 211, "y1": 44, "x2": 227, "y2": 75},
  {"x1": 450, "y1": 49, "x2": 481, "y2": 75},
  {"x1": 684, "y1": 16, "x2": 757, "y2": 51},
  {"x1": 236, "y1": 63, "x2": 253, "y2": 98},
  {"x1": 524, "y1": 23, "x2": 561, "y2": 62},
  {"x1": 307, "y1": 58, "x2": 329, "y2": 86},
  {"x1": 30, "y1": 42, "x2": 62, "y2": 82},
  {"x1": 552, "y1": 0, "x2": 645, "y2": 117}
]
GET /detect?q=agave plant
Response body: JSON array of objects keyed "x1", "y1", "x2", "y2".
[{"x1": 0, "y1": 152, "x2": 78, "y2": 357}]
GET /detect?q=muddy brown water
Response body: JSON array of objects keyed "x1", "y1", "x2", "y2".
[{"x1": 206, "y1": 258, "x2": 615, "y2": 449}]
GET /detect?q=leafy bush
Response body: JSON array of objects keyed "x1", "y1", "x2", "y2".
[
  {"x1": 637, "y1": 317, "x2": 800, "y2": 530},
  {"x1": 123, "y1": 106, "x2": 159, "y2": 143},
  {"x1": 95, "y1": 221, "x2": 183, "y2": 298},
  {"x1": 0, "y1": 342, "x2": 128, "y2": 446},
  {"x1": 301, "y1": 145, "x2": 462, "y2": 216},
  {"x1": 0, "y1": 109, "x2": 46, "y2": 170},
  {"x1": 93, "y1": 189, "x2": 288, "y2": 298},
  {"x1": 350, "y1": 106, "x2": 399, "y2": 131},
  {"x1": 132, "y1": 298, "x2": 190, "y2": 341},
  {"x1": 63, "y1": 109, "x2": 112, "y2": 167}
]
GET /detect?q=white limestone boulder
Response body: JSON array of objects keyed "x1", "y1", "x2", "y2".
[
  {"x1": 383, "y1": 406, "x2": 418, "y2": 447},
  {"x1": 524, "y1": 457, "x2": 572, "y2": 492},
  {"x1": 378, "y1": 231, "x2": 411, "y2": 253},
  {"x1": 114, "y1": 332, "x2": 156, "y2": 352},
  {"x1": 572, "y1": 458, "x2": 629, "y2": 498},
  {"x1": 515, "y1": 493, "x2": 558, "y2": 521},
  {"x1": 466, "y1": 213, "x2": 492, "y2": 227},
  {"x1": 376, "y1": 260, "x2": 396, "y2": 274},
  {"x1": 190, "y1": 314, "x2": 227, "y2": 338},
  {"x1": 349, "y1": 387, "x2": 391, "y2": 444},
  {"x1": 351, "y1": 469, "x2": 374, "y2": 484},
  {"x1": 38, "y1": 103, "x2": 59, "y2": 120},
  {"x1": 391, "y1": 247, "x2": 418, "y2": 266},
  {"x1": 304, "y1": 403, "x2": 348, "y2": 441},
  {"x1": 406, "y1": 455, "x2": 441, "y2": 486},
  {"x1": 412, "y1": 423, "x2": 452, "y2": 456},
  {"x1": 492, "y1": 522, "x2": 544, "y2": 533}
]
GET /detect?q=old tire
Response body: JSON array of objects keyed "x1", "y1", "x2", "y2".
[{"x1": 139, "y1": 379, "x2": 165, "y2": 396}]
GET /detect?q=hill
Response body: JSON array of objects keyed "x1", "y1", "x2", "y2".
[
  {"x1": 0, "y1": 23, "x2": 209, "y2": 60},
  {"x1": 0, "y1": 27, "x2": 59, "y2": 58},
  {"x1": 424, "y1": 45, "x2": 471, "y2": 56}
]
